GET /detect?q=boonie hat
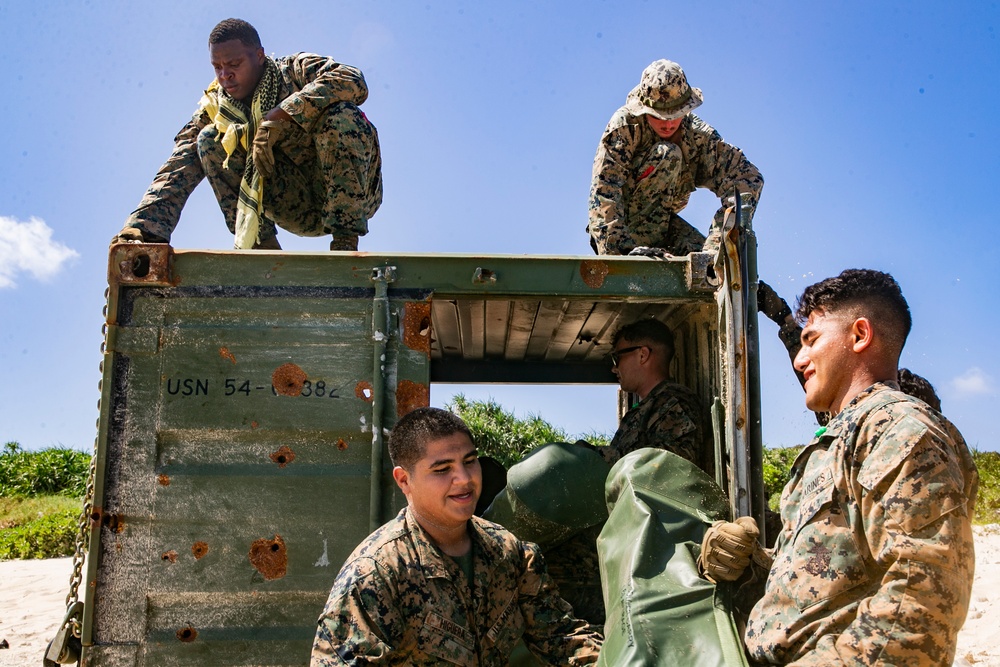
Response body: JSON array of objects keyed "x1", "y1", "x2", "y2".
[{"x1": 624, "y1": 59, "x2": 703, "y2": 121}]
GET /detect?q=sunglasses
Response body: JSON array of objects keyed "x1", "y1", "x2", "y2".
[{"x1": 610, "y1": 345, "x2": 646, "y2": 367}]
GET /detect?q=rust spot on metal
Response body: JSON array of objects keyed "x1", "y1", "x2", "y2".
[
  {"x1": 336, "y1": 438, "x2": 348, "y2": 451},
  {"x1": 251, "y1": 421, "x2": 259, "y2": 430},
  {"x1": 161, "y1": 550, "x2": 178, "y2": 563},
  {"x1": 396, "y1": 380, "x2": 429, "y2": 418},
  {"x1": 96, "y1": 508, "x2": 125, "y2": 533},
  {"x1": 355, "y1": 381, "x2": 374, "y2": 402},
  {"x1": 192, "y1": 542, "x2": 209, "y2": 560},
  {"x1": 269, "y1": 445, "x2": 296, "y2": 468},
  {"x1": 402, "y1": 302, "x2": 432, "y2": 356},
  {"x1": 158, "y1": 474, "x2": 170, "y2": 486},
  {"x1": 249, "y1": 535, "x2": 287, "y2": 580},
  {"x1": 580, "y1": 260, "x2": 609, "y2": 289},
  {"x1": 219, "y1": 347, "x2": 237, "y2": 364},
  {"x1": 272, "y1": 363, "x2": 307, "y2": 396},
  {"x1": 176, "y1": 626, "x2": 198, "y2": 642}
]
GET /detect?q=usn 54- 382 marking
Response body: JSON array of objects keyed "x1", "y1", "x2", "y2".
[{"x1": 164, "y1": 377, "x2": 340, "y2": 398}]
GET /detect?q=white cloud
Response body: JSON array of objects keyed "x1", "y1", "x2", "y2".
[
  {"x1": 0, "y1": 215, "x2": 79, "y2": 288},
  {"x1": 949, "y1": 367, "x2": 994, "y2": 396}
]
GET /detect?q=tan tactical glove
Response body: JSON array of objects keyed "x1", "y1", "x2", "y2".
[
  {"x1": 251, "y1": 119, "x2": 290, "y2": 178},
  {"x1": 699, "y1": 516, "x2": 765, "y2": 583},
  {"x1": 110, "y1": 226, "x2": 146, "y2": 245}
]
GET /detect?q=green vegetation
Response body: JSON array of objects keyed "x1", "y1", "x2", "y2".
[
  {"x1": 0, "y1": 509, "x2": 79, "y2": 560},
  {"x1": 3, "y1": 422, "x2": 999, "y2": 560},
  {"x1": 446, "y1": 395, "x2": 610, "y2": 469},
  {"x1": 0, "y1": 495, "x2": 82, "y2": 530},
  {"x1": 0, "y1": 442, "x2": 87, "y2": 559},
  {"x1": 1, "y1": 441, "x2": 90, "y2": 497},
  {"x1": 763, "y1": 446, "x2": 802, "y2": 511},
  {"x1": 973, "y1": 450, "x2": 1000, "y2": 524}
]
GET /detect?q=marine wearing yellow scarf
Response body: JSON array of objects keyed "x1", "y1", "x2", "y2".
[{"x1": 198, "y1": 57, "x2": 281, "y2": 249}]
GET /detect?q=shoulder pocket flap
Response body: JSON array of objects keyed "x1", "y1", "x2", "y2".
[{"x1": 857, "y1": 414, "x2": 927, "y2": 491}]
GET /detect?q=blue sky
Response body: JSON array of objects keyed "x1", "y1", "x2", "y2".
[{"x1": 1, "y1": 1, "x2": 997, "y2": 452}]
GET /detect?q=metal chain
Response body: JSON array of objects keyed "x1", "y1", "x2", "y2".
[{"x1": 61, "y1": 287, "x2": 110, "y2": 638}]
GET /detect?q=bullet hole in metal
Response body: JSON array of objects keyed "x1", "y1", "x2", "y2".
[
  {"x1": 101, "y1": 513, "x2": 123, "y2": 533},
  {"x1": 192, "y1": 542, "x2": 209, "y2": 560},
  {"x1": 580, "y1": 260, "x2": 609, "y2": 289},
  {"x1": 402, "y1": 302, "x2": 433, "y2": 355},
  {"x1": 161, "y1": 551, "x2": 177, "y2": 563},
  {"x1": 249, "y1": 535, "x2": 287, "y2": 580},
  {"x1": 355, "y1": 381, "x2": 374, "y2": 402},
  {"x1": 269, "y1": 445, "x2": 295, "y2": 468},
  {"x1": 272, "y1": 363, "x2": 307, "y2": 396},
  {"x1": 176, "y1": 626, "x2": 197, "y2": 642},
  {"x1": 336, "y1": 438, "x2": 348, "y2": 451}
]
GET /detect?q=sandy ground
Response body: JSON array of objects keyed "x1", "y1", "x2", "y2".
[{"x1": 1, "y1": 527, "x2": 999, "y2": 666}]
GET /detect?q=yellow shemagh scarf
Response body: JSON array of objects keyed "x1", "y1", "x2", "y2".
[{"x1": 198, "y1": 58, "x2": 280, "y2": 249}]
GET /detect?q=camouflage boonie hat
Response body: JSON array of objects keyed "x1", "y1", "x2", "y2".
[{"x1": 624, "y1": 59, "x2": 703, "y2": 121}]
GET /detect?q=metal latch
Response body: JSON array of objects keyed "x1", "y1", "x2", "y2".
[{"x1": 44, "y1": 601, "x2": 83, "y2": 665}]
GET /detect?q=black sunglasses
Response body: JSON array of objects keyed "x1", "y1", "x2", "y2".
[{"x1": 610, "y1": 345, "x2": 646, "y2": 367}]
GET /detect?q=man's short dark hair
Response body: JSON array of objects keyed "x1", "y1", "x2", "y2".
[
  {"x1": 898, "y1": 368, "x2": 942, "y2": 412},
  {"x1": 795, "y1": 269, "x2": 912, "y2": 354},
  {"x1": 612, "y1": 318, "x2": 676, "y2": 373},
  {"x1": 389, "y1": 407, "x2": 474, "y2": 470},
  {"x1": 209, "y1": 18, "x2": 262, "y2": 49}
]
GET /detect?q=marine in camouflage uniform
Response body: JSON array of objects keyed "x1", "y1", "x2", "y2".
[
  {"x1": 589, "y1": 59, "x2": 763, "y2": 256},
  {"x1": 311, "y1": 507, "x2": 602, "y2": 666},
  {"x1": 544, "y1": 320, "x2": 706, "y2": 626},
  {"x1": 710, "y1": 270, "x2": 980, "y2": 666},
  {"x1": 600, "y1": 379, "x2": 703, "y2": 468},
  {"x1": 121, "y1": 20, "x2": 381, "y2": 250},
  {"x1": 744, "y1": 383, "x2": 978, "y2": 665}
]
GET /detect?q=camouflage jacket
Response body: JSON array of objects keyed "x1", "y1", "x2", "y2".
[
  {"x1": 311, "y1": 508, "x2": 602, "y2": 666},
  {"x1": 125, "y1": 53, "x2": 368, "y2": 241},
  {"x1": 600, "y1": 380, "x2": 704, "y2": 468},
  {"x1": 744, "y1": 383, "x2": 978, "y2": 666},
  {"x1": 588, "y1": 110, "x2": 763, "y2": 255}
]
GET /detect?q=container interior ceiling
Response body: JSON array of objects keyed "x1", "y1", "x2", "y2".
[{"x1": 428, "y1": 295, "x2": 720, "y2": 409}]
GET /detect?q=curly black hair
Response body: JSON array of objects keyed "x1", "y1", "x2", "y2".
[
  {"x1": 898, "y1": 368, "x2": 942, "y2": 411},
  {"x1": 208, "y1": 18, "x2": 262, "y2": 49},
  {"x1": 795, "y1": 269, "x2": 911, "y2": 354}
]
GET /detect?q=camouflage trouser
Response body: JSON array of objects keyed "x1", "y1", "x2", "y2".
[
  {"x1": 198, "y1": 102, "x2": 382, "y2": 244},
  {"x1": 542, "y1": 525, "x2": 606, "y2": 626},
  {"x1": 625, "y1": 142, "x2": 720, "y2": 255}
]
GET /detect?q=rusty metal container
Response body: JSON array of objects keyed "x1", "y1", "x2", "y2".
[{"x1": 78, "y1": 222, "x2": 762, "y2": 665}]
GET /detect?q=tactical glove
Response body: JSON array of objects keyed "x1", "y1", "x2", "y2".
[
  {"x1": 628, "y1": 246, "x2": 673, "y2": 259},
  {"x1": 757, "y1": 281, "x2": 793, "y2": 325},
  {"x1": 251, "y1": 119, "x2": 290, "y2": 178},
  {"x1": 699, "y1": 516, "x2": 764, "y2": 583},
  {"x1": 110, "y1": 226, "x2": 167, "y2": 245}
]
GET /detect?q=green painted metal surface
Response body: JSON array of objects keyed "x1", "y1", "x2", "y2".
[{"x1": 79, "y1": 246, "x2": 761, "y2": 666}]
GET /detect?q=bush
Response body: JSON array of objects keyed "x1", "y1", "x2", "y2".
[
  {"x1": 0, "y1": 442, "x2": 91, "y2": 497},
  {"x1": 973, "y1": 449, "x2": 1000, "y2": 525},
  {"x1": 762, "y1": 446, "x2": 801, "y2": 511},
  {"x1": 0, "y1": 509, "x2": 78, "y2": 559},
  {"x1": 447, "y1": 395, "x2": 572, "y2": 469}
]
